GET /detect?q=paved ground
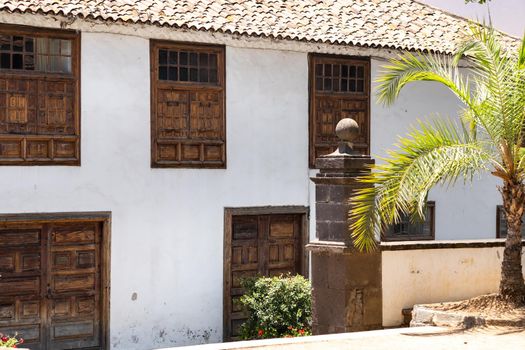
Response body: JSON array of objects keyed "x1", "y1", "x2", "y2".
[{"x1": 163, "y1": 326, "x2": 525, "y2": 350}]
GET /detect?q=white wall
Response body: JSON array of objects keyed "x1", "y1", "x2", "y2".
[
  {"x1": 370, "y1": 59, "x2": 502, "y2": 240},
  {"x1": 381, "y1": 246, "x2": 525, "y2": 327},
  {"x1": 0, "y1": 15, "x2": 511, "y2": 348},
  {"x1": 0, "y1": 32, "x2": 309, "y2": 349}
]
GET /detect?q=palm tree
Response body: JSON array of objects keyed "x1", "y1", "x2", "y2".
[{"x1": 350, "y1": 26, "x2": 525, "y2": 303}]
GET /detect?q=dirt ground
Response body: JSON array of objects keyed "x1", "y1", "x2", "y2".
[{"x1": 423, "y1": 294, "x2": 525, "y2": 327}]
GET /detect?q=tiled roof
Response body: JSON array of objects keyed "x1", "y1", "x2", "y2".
[{"x1": 0, "y1": 0, "x2": 519, "y2": 54}]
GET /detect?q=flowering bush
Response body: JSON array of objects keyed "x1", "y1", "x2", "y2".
[
  {"x1": 0, "y1": 333, "x2": 24, "y2": 348},
  {"x1": 239, "y1": 274, "x2": 312, "y2": 340}
]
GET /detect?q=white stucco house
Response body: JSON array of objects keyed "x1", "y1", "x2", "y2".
[{"x1": 0, "y1": 1, "x2": 519, "y2": 349}]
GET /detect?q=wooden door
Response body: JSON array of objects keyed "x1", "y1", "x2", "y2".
[
  {"x1": 224, "y1": 209, "x2": 307, "y2": 340},
  {"x1": 0, "y1": 215, "x2": 109, "y2": 350}
]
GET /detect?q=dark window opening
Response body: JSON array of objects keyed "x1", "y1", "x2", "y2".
[
  {"x1": 158, "y1": 48, "x2": 219, "y2": 85},
  {"x1": 496, "y1": 205, "x2": 525, "y2": 238},
  {"x1": 382, "y1": 202, "x2": 435, "y2": 241}
]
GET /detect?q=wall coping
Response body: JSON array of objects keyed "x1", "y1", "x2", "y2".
[
  {"x1": 306, "y1": 241, "x2": 352, "y2": 253},
  {"x1": 308, "y1": 239, "x2": 525, "y2": 252},
  {"x1": 380, "y1": 239, "x2": 525, "y2": 251}
]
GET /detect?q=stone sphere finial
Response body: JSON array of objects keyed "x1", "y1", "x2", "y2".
[
  {"x1": 324, "y1": 118, "x2": 360, "y2": 156},
  {"x1": 335, "y1": 118, "x2": 359, "y2": 143}
]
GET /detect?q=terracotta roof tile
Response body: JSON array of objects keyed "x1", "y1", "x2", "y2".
[{"x1": 0, "y1": 0, "x2": 519, "y2": 54}]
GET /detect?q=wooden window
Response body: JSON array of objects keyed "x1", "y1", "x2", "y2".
[
  {"x1": 382, "y1": 202, "x2": 435, "y2": 241},
  {"x1": 151, "y1": 41, "x2": 226, "y2": 168},
  {"x1": 0, "y1": 25, "x2": 80, "y2": 165},
  {"x1": 309, "y1": 54, "x2": 370, "y2": 167},
  {"x1": 496, "y1": 205, "x2": 525, "y2": 238}
]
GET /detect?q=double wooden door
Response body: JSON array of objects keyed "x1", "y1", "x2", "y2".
[
  {"x1": 0, "y1": 217, "x2": 109, "y2": 350},
  {"x1": 223, "y1": 209, "x2": 307, "y2": 340}
]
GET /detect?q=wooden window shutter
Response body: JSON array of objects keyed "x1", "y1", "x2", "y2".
[
  {"x1": 151, "y1": 41, "x2": 226, "y2": 168},
  {"x1": 309, "y1": 54, "x2": 370, "y2": 167},
  {"x1": 0, "y1": 25, "x2": 80, "y2": 165}
]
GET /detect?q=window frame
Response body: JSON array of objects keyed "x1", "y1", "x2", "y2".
[
  {"x1": 495, "y1": 205, "x2": 525, "y2": 238},
  {"x1": 496, "y1": 205, "x2": 503, "y2": 238},
  {"x1": 308, "y1": 53, "x2": 371, "y2": 168},
  {"x1": 150, "y1": 40, "x2": 226, "y2": 169},
  {"x1": 381, "y1": 201, "x2": 436, "y2": 242},
  {"x1": 0, "y1": 24, "x2": 81, "y2": 166}
]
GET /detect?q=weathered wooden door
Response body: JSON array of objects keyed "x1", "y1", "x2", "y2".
[
  {"x1": 223, "y1": 209, "x2": 307, "y2": 340},
  {"x1": 0, "y1": 215, "x2": 109, "y2": 350}
]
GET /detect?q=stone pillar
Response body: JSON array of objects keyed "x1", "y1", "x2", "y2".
[{"x1": 307, "y1": 118, "x2": 382, "y2": 334}]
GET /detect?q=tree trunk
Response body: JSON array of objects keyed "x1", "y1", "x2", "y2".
[{"x1": 499, "y1": 179, "x2": 525, "y2": 303}]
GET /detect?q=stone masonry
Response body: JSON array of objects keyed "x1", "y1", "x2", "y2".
[{"x1": 307, "y1": 118, "x2": 382, "y2": 334}]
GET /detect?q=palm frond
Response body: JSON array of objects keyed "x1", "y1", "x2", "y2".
[
  {"x1": 354, "y1": 26, "x2": 525, "y2": 252},
  {"x1": 454, "y1": 25, "x2": 524, "y2": 158},
  {"x1": 376, "y1": 53, "x2": 476, "y2": 113},
  {"x1": 350, "y1": 119, "x2": 492, "y2": 252},
  {"x1": 512, "y1": 26, "x2": 525, "y2": 71}
]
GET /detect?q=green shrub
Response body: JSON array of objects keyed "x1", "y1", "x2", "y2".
[{"x1": 239, "y1": 274, "x2": 312, "y2": 340}]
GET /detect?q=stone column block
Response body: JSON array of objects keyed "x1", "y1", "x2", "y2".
[{"x1": 306, "y1": 118, "x2": 382, "y2": 334}]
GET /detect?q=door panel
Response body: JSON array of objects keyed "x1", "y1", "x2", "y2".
[
  {"x1": 47, "y1": 223, "x2": 102, "y2": 350},
  {"x1": 225, "y1": 212, "x2": 305, "y2": 340},
  {"x1": 0, "y1": 217, "x2": 108, "y2": 350},
  {"x1": 0, "y1": 227, "x2": 45, "y2": 350},
  {"x1": 229, "y1": 216, "x2": 259, "y2": 338},
  {"x1": 267, "y1": 215, "x2": 301, "y2": 276}
]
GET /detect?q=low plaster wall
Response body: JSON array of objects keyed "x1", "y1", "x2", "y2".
[{"x1": 381, "y1": 241, "x2": 525, "y2": 327}]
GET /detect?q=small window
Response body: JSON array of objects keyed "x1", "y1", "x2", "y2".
[
  {"x1": 157, "y1": 49, "x2": 218, "y2": 84},
  {"x1": 496, "y1": 205, "x2": 525, "y2": 238},
  {"x1": 151, "y1": 41, "x2": 225, "y2": 168},
  {"x1": 309, "y1": 54, "x2": 370, "y2": 167},
  {"x1": 314, "y1": 61, "x2": 366, "y2": 93},
  {"x1": 0, "y1": 35, "x2": 72, "y2": 73},
  {"x1": 0, "y1": 26, "x2": 79, "y2": 165},
  {"x1": 382, "y1": 202, "x2": 435, "y2": 241}
]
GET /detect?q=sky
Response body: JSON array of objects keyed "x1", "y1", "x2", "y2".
[{"x1": 419, "y1": 0, "x2": 525, "y2": 37}]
